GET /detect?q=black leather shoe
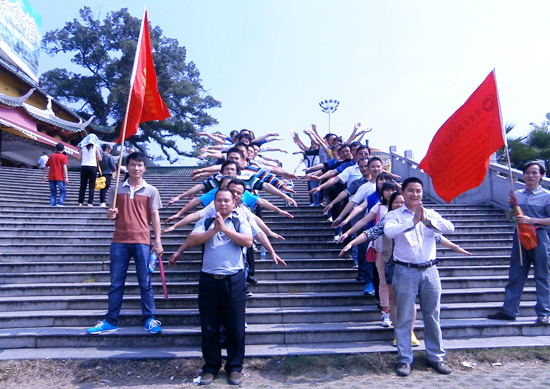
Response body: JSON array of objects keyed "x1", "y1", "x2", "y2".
[
  {"x1": 487, "y1": 311, "x2": 516, "y2": 321},
  {"x1": 228, "y1": 371, "x2": 243, "y2": 385},
  {"x1": 396, "y1": 363, "x2": 411, "y2": 376},
  {"x1": 246, "y1": 276, "x2": 258, "y2": 284},
  {"x1": 199, "y1": 373, "x2": 214, "y2": 385},
  {"x1": 427, "y1": 361, "x2": 452, "y2": 375}
]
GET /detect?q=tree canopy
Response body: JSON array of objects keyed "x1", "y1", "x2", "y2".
[
  {"x1": 40, "y1": 7, "x2": 221, "y2": 163},
  {"x1": 497, "y1": 114, "x2": 550, "y2": 173}
]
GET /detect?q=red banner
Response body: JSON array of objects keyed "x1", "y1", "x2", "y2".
[
  {"x1": 419, "y1": 70, "x2": 504, "y2": 203},
  {"x1": 115, "y1": 11, "x2": 170, "y2": 143}
]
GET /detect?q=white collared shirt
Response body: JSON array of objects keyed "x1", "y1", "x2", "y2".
[
  {"x1": 384, "y1": 205, "x2": 454, "y2": 264},
  {"x1": 122, "y1": 179, "x2": 148, "y2": 200}
]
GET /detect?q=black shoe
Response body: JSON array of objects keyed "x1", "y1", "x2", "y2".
[
  {"x1": 396, "y1": 363, "x2": 411, "y2": 376},
  {"x1": 228, "y1": 371, "x2": 243, "y2": 385},
  {"x1": 537, "y1": 315, "x2": 550, "y2": 325},
  {"x1": 246, "y1": 276, "x2": 258, "y2": 284},
  {"x1": 426, "y1": 361, "x2": 452, "y2": 375},
  {"x1": 199, "y1": 373, "x2": 214, "y2": 385},
  {"x1": 487, "y1": 311, "x2": 516, "y2": 321}
]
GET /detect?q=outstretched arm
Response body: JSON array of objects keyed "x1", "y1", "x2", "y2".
[
  {"x1": 256, "y1": 198, "x2": 294, "y2": 218},
  {"x1": 168, "y1": 184, "x2": 205, "y2": 206},
  {"x1": 338, "y1": 233, "x2": 369, "y2": 257},
  {"x1": 255, "y1": 231, "x2": 287, "y2": 266},
  {"x1": 198, "y1": 132, "x2": 226, "y2": 145},
  {"x1": 262, "y1": 182, "x2": 297, "y2": 207},
  {"x1": 166, "y1": 198, "x2": 202, "y2": 223},
  {"x1": 164, "y1": 211, "x2": 201, "y2": 233}
]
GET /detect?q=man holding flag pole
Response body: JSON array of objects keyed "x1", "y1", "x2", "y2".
[{"x1": 87, "y1": 7, "x2": 170, "y2": 335}]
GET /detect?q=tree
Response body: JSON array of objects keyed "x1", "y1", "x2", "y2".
[
  {"x1": 497, "y1": 114, "x2": 550, "y2": 173},
  {"x1": 40, "y1": 7, "x2": 221, "y2": 163}
]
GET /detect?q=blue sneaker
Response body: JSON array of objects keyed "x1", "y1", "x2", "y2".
[
  {"x1": 363, "y1": 282, "x2": 375, "y2": 296},
  {"x1": 87, "y1": 320, "x2": 118, "y2": 335},
  {"x1": 145, "y1": 318, "x2": 162, "y2": 333}
]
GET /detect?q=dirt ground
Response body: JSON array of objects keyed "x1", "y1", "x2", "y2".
[{"x1": 2, "y1": 348, "x2": 550, "y2": 388}]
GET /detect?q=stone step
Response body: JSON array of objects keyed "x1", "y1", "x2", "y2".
[
  {"x1": 0, "y1": 275, "x2": 532, "y2": 297},
  {"x1": 0, "y1": 265, "x2": 519, "y2": 283},
  {"x1": 2, "y1": 316, "x2": 546, "y2": 349},
  {"x1": 0, "y1": 301, "x2": 536, "y2": 328},
  {"x1": 0, "y1": 287, "x2": 536, "y2": 312},
  {"x1": 0, "y1": 245, "x2": 513, "y2": 258}
]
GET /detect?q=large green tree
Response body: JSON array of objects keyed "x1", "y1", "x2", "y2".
[{"x1": 40, "y1": 7, "x2": 221, "y2": 163}]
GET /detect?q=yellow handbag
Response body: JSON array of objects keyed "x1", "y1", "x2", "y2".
[{"x1": 95, "y1": 164, "x2": 106, "y2": 190}]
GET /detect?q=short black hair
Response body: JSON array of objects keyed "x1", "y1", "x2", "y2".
[
  {"x1": 250, "y1": 141, "x2": 262, "y2": 149},
  {"x1": 221, "y1": 159, "x2": 240, "y2": 174},
  {"x1": 127, "y1": 152, "x2": 147, "y2": 165},
  {"x1": 402, "y1": 177, "x2": 423, "y2": 191},
  {"x1": 523, "y1": 161, "x2": 546, "y2": 176},
  {"x1": 350, "y1": 141, "x2": 362, "y2": 150},
  {"x1": 226, "y1": 147, "x2": 244, "y2": 159},
  {"x1": 215, "y1": 188, "x2": 235, "y2": 200},
  {"x1": 227, "y1": 178, "x2": 246, "y2": 193},
  {"x1": 101, "y1": 144, "x2": 111, "y2": 152},
  {"x1": 368, "y1": 157, "x2": 383, "y2": 166},
  {"x1": 236, "y1": 133, "x2": 252, "y2": 143},
  {"x1": 55, "y1": 143, "x2": 64, "y2": 152}
]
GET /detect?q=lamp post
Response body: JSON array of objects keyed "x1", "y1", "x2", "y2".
[{"x1": 319, "y1": 99, "x2": 339, "y2": 131}]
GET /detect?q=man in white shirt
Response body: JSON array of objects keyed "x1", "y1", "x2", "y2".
[{"x1": 384, "y1": 177, "x2": 454, "y2": 377}]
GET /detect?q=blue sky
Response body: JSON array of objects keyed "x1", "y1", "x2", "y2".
[{"x1": 31, "y1": 0, "x2": 550, "y2": 169}]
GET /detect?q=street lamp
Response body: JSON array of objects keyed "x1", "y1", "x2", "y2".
[{"x1": 319, "y1": 99, "x2": 339, "y2": 131}]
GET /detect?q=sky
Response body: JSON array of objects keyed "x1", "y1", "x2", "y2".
[{"x1": 30, "y1": 0, "x2": 550, "y2": 170}]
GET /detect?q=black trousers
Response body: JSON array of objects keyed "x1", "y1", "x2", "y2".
[
  {"x1": 99, "y1": 174, "x2": 113, "y2": 203},
  {"x1": 78, "y1": 166, "x2": 97, "y2": 204},
  {"x1": 198, "y1": 270, "x2": 246, "y2": 374}
]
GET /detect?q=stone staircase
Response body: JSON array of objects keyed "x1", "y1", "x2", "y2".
[{"x1": 0, "y1": 166, "x2": 544, "y2": 356}]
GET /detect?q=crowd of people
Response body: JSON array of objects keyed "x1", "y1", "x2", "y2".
[{"x1": 35, "y1": 124, "x2": 550, "y2": 384}]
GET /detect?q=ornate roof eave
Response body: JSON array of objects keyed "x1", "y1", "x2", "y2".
[
  {"x1": 0, "y1": 88, "x2": 35, "y2": 107},
  {"x1": 0, "y1": 57, "x2": 88, "y2": 124},
  {"x1": 23, "y1": 97, "x2": 94, "y2": 133},
  {"x1": 89, "y1": 123, "x2": 117, "y2": 134}
]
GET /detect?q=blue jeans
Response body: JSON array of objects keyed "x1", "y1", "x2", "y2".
[
  {"x1": 105, "y1": 243, "x2": 155, "y2": 326},
  {"x1": 308, "y1": 180, "x2": 320, "y2": 205},
  {"x1": 502, "y1": 230, "x2": 550, "y2": 317},
  {"x1": 393, "y1": 264, "x2": 445, "y2": 365},
  {"x1": 357, "y1": 241, "x2": 374, "y2": 284},
  {"x1": 49, "y1": 180, "x2": 66, "y2": 206}
]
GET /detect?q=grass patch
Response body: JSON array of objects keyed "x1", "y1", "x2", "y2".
[{"x1": 2, "y1": 347, "x2": 550, "y2": 387}]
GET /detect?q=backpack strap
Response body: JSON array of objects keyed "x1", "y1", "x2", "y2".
[{"x1": 201, "y1": 216, "x2": 244, "y2": 261}]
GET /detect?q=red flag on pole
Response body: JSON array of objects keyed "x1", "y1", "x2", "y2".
[
  {"x1": 418, "y1": 70, "x2": 504, "y2": 203},
  {"x1": 114, "y1": 10, "x2": 170, "y2": 143}
]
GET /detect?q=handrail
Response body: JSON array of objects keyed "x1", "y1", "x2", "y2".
[{"x1": 389, "y1": 148, "x2": 550, "y2": 210}]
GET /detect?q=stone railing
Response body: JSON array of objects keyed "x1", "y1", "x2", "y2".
[{"x1": 389, "y1": 146, "x2": 550, "y2": 210}]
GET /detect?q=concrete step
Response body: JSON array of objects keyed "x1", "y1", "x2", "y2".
[
  {"x1": 2, "y1": 316, "x2": 546, "y2": 349},
  {"x1": 0, "y1": 286, "x2": 536, "y2": 312},
  {"x1": 0, "y1": 301, "x2": 537, "y2": 328}
]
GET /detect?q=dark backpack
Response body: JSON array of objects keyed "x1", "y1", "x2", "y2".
[{"x1": 202, "y1": 216, "x2": 245, "y2": 263}]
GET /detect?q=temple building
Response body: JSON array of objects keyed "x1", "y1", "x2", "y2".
[{"x1": 0, "y1": 58, "x2": 113, "y2": 168}]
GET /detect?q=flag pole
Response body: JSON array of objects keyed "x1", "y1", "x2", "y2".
[
  {"x1": 111, "y1": 5, "x2": 147, "y2": 210},
  {"x1": 495, "y1": 68, "x2": 523, "y2": 266},
  {"x1": 504, "y1": 141, "x2": 523, "y2": 266}
]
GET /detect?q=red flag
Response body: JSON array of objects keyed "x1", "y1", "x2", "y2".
[
  {"x1": 115, "y1": 10, "x2": 170, "y2": 143},
  {"x1": 419, "y1": 70, "x2": 504, "y2": 203}
]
